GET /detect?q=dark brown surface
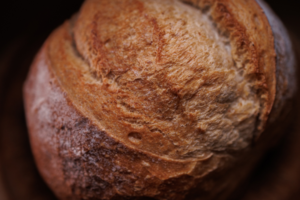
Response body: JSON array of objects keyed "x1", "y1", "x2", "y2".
[
  {"x1": 1, "y1": 0, "x2": 300, "y2": 200},
  {"x1": 0, "y1": 1, "x2": 83, "y2": 199}
]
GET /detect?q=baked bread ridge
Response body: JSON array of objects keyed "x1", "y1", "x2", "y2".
[
  {"x1": 52, "y1": 0, "x2": 281, "y2": 160},
  {"x1": 256, "y1": 0, "x2": 296, "y2": 124},
  {"x1": 23, "y1": 0, "x2": 296, "y2": 200},
  {"x1": 49, "y1": 1, "x2": 275, "y2": 159},
  {"x1": 23, "y1": 38, "x2": 271, "y2": 200}
]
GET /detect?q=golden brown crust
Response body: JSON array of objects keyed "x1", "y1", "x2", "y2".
[
  {"x1": 23, "y1": 0, "x2": 296, "y2": 199},
  {"x1": 184, "y1": 0, "x2": 278, "y2": 135},
  {"x1": 50, "y1": 0, "x2": 275, "y2": 159},
  {"x1": 256, "y1": 0, "x2": 297, "y2": 124},
  {"x1": 24, "y1": 45, "x2": 232, "y2": 200}
]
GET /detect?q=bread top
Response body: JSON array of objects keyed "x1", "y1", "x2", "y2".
[{"x1": 46, "y1": 0, "x2": 277, "y2": 160}]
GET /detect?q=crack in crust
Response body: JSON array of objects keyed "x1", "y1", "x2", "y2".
[{"x1": 47, "y1": 0, "x2": 275, "y2": 160}]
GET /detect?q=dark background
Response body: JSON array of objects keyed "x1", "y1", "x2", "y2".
[
  {"x1": 0, "y1": 0, "x2": 300, "y2": 200},
  {"x1": 0, "y1": 0, "x2": 300, "y2": 51}
]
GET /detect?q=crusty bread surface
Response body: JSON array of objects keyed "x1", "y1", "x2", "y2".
[{"x1": 23, "y1": 0, "x2": 296, "y2": 199}]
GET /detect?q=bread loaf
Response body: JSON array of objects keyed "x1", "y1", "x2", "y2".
[{"x1": 23, "y1": 0, "x2": 296, "y2": 199}]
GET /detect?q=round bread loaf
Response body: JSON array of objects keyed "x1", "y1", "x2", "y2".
[{"x1": 23, "y1": 0, "x2": 296, "y2": 199}]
